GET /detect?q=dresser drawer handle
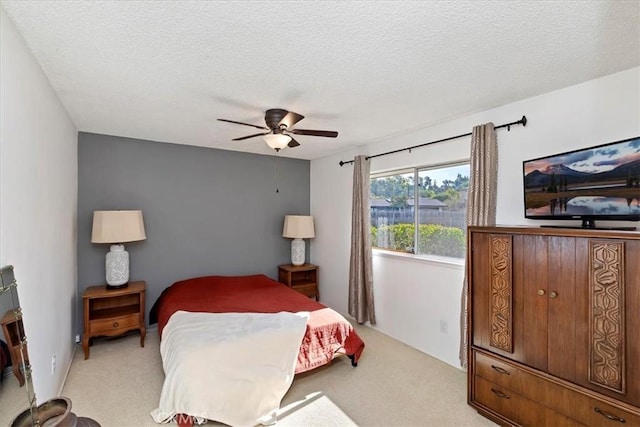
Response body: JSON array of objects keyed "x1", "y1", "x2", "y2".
[
  {"x1": 112, "y1": 321, "x2": 119, "y2": 328},
  {"x1": 594, "y1": 407, "x2": 626, "y2": 423},
  {"x1": 491, "y1": 365, "x2": 510, "y2": 375},
  {"x1": 491, "y1": 388, "x2": 510, "y2": 399}
]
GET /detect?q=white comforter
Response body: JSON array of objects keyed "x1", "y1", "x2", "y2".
[{"x1": 151, "y1": 310, "x2": 309, "y2": 427}]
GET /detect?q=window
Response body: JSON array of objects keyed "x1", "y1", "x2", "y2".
[{"x1": 370, "y1": 162, "x2": 470, "y2": 259}]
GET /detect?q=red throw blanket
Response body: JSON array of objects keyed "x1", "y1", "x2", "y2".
[{"x1": 154, "y1": 274, "x2": 365, "y2": 373}]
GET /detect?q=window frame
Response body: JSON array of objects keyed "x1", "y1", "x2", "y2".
[{"x1": 370, "y1": 159, "x2": 470, "y2": 262}]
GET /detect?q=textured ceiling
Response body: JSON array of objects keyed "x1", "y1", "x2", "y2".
[{"x1": 2, "y1": 0, "x2": 639, "y2": 160}]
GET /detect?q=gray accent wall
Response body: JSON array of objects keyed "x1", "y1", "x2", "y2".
[{"x1": 77, "y1": 132, "x2": 310, "y2": 331}]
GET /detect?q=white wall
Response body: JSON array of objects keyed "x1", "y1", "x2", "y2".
[
  {"x1": 1, "y1": 7, "x2": 78, "y2": 402},
  {"x1": 310, "y1": 67, "x2": 640, "y2": 368}
]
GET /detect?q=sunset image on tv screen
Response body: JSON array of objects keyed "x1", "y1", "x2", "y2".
[{"x1": 523, "y1": 137, "x2": 640, "y2": 218}]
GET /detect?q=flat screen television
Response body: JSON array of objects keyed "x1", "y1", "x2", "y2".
[{"x1": 523, "y1": 136, "x2": 640, "y2": 230}]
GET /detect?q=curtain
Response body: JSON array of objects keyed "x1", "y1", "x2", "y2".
[
  {"x1": 349, "y1": 155, "x2": 376, "y2": 325},
  {"x1": 459, "y1": 123, "x2": 497, "y2": 368}
]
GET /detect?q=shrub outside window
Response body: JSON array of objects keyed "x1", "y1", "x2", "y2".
[{"x1": 370, "y1": 162, "x2": 470, "y2": 259}]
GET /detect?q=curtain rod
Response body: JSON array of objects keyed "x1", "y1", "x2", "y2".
[{"x1": 338, "y1": 115, "x2": 527, "y2": 166}]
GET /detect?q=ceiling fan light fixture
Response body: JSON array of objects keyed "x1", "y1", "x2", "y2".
[
  {"x1": 263, "y1": 133, "x2": 291, "y2": 150},
  {"x1": 219, "y1": 109, "x2": 338, "y2": 150}
]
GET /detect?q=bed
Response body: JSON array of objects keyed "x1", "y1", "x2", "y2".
[{"x1": 148, "y1": 274, "x2": 365, "y2": 426}]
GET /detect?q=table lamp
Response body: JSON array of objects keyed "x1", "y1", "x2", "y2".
[
  {"x1": 282, "y1": 215, "x2": 314, "y2": 266},
  {"x1": 91, "y1": 210, "x2": 146, "y2": 289}
]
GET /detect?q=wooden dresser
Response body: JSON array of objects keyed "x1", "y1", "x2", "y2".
[{"x1": 467, "y1": 226, "x2": 640, "y2": 426}]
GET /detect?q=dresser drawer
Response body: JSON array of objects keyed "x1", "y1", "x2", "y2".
[
  {"x1": 473, "y1": 375, "x2": 546, "y2": 426},
  {"x1": 90, "y1": 313, "x2": 140, "y2": 335},
  {"x1": 570, "y1": 394, "x2": 640, "y2": 426},
  {"x1": 474, "y1": 350, "x2": 640, "y2": 425},
  {"x1": 473, "y1": 374, "x2": 586, "y2": 426},
  {"x1": 474, "y1": 349, "x2": 549, "y2": 403}
]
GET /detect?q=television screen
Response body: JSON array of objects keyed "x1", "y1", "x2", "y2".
[{"x1": 523, "y1": 136, "x2": 640, "y2": 227}]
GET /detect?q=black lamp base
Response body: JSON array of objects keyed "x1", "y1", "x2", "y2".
[{"x1": 106, "y1": 283, "x2": 129, "y2": 290}]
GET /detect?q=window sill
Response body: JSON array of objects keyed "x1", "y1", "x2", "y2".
[{"x1": 372, "y1": 248, "x2": 465, "y2": 269}]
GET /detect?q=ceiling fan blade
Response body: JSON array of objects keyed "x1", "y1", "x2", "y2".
[
  {"x1": 287, "y1": 137, "x2": 301, "y2": 148},
  {"x1": 232, "y1": 132, "x2": 270, "y2": 141},
  {"x1": 279, "y1": 111, "x2": 305, "y2": 129},
  {"x1": 290, "y1": 129, "x2": 338, "y2": 138},
  {"x1": 218, "y1": 118, "x2": 268, "y2": 130}
]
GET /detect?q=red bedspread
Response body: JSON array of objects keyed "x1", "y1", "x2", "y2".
[{"x1": 155, "y1": 274, "x2": 365, "y2": 373}]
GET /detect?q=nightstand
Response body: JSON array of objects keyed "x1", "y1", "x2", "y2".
[
  {"x1": 278, "y1": 264, "x2": 319, "y2": 300},
  {"x1": 1, "y1": 309, "x2": 29, "y2": 386},
  {"x1": 82, "y1": 281, "x2": 146, "y2": 359}
]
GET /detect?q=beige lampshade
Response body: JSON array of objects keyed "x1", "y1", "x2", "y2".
[
  {"x1": 91, "y1": 210, "x2": 147, "y2": 243},
  {"x1": 282, "y1": 215, "x2": 315, "y2": 239}
]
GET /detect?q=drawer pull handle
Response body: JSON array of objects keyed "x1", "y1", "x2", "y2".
[
  {"x1": 491, "y1": 365, "x2": 510, "y2": 375},
  {"x1": 113, "y1": 322, "x2": 119, "y2": 328},
  {"x1": 594, "y1": 407, "x2": 626, "y2": 423},
  {"x1": 491, "y1": 388, "x2": 510, "y2": 399},
  {"x1": 537, "y1": 289, "x2": 545, "y2": 296},
  {"x1": 550, "y1": 291, "x2": 558, "y2": 299}
]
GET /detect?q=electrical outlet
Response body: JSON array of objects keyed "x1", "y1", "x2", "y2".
[
  {"x1": 439, "y1": 319, "x2": 448, "y2": 334},
  {"x1": 51, "y1": 354, "x2": 56, "y2": 375}
]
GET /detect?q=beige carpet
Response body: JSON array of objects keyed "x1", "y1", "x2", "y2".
[
  {"x1": 56, "y1": 323, "x2": 496, "y2": 427},
  {"x1": 0, "y1": 371, "x2": 29, "y2": 426}
]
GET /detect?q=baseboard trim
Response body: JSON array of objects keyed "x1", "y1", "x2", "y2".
[{"x1": 58, "y1": 344, "x2": 77, "y2": 396}]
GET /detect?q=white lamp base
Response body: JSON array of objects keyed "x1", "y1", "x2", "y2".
[
  {"x1": 105, "y1": 244, "x2": 129, "y2": 288},
  {"x1": 291, "y1": 238, "x2": 305, "y2": 266}
]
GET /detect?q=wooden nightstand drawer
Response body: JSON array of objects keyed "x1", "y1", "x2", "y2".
[
  {"x1": 90, "y1": 313, "x2": 140, "y2": 335},
  {"x1": 292, "y1": 283, "x2": 318, "y2": 298}
]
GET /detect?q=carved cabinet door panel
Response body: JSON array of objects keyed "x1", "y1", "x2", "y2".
[
  {"x1": 473, "y1": 232, "x2": 561, "y2": 370},
  {"x1": 471, "y1": 231, "x2": 525, "y2": 362},
  {"x1": 573, "y1": 238, "x2": 640, "y2": 407}
]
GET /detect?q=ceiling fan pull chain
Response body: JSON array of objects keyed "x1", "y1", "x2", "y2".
[{"x1": 275, "y1": 151, "x2": 280, "y2": 193}]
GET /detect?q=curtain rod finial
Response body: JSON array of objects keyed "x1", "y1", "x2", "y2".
[{"x1": 521, "y1": 115, "x2": 527, "y2": 127}]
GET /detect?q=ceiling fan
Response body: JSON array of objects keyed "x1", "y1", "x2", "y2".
[{"x1": 218, "y1": 108, "x2": 338, "y2": 151}]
